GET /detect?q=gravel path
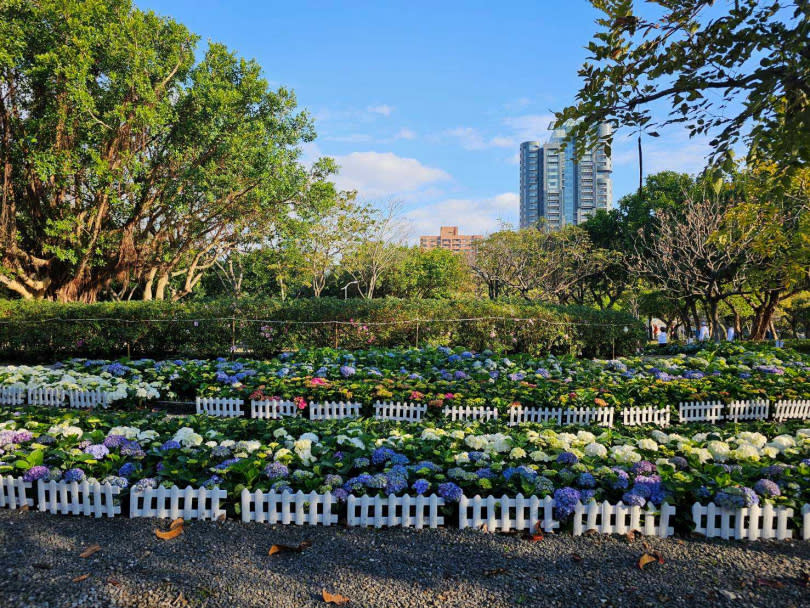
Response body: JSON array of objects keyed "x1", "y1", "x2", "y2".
[{"x1": 1, "y1": 510, "x2": 809, "y2": 608}]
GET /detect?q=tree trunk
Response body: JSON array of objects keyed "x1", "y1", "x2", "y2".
[{"x1": 750, "y1": 290, "x2": 781, "y2": 340}]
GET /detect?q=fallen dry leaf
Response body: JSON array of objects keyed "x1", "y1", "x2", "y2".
[
  {"x1": 322, "y1": 589, "x2": 350, "y2": 605},
  {"x1": 483, "y1": 567, "x2": 508, "y2": 576},
  {"x1": 79, "y1": 544, "x2": 102, "y2": 559},
  {"x1": 217, "y1": 513, "x2": 226, "y2": 523},
  {"x1": 169, "y1": 518, "x2": 184, "y2": 531},
  {"x1": 154, "y1": 526, "x2": 183, "y2": 540},
  {"x1": 106, "y1": 578, "x2": 121, "y2": 587},
  {"x1": 269, "y1": 540, "x2": 312, "y2": 556},
  {"x1": 638, "y1": 553, "x2": 658, "y2": 570},
  {"x1": 529, "y1": 532, "x2": 544, "y2": 542},
  {"x1": 72, "y1": 574, "x2": 90, "y2": 583},
  {"x1": 756, "y1": 578, "x2": 784, "y2": 589},
  {"x1": 20, "y1": 504, "x2": 29, "y2": 511}
]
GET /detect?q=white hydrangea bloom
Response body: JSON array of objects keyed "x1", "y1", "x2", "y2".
[
  {"x1": 584, "y1": 442, "x2": 608, "y2": 459},
  {"x1": 455, "y1": 452, "x2": 470, "y2": 464},
  {"x1": 575, "y1": 431, "x2": 596, "y2": 445},
  {"x1": 450, "y1": 430, "x2": 465, "y2": 440},
  {"x1": 464, "y1": 435, "x2": 487, "y2": 450},
  {"x1": 610, "y1": 444, "x2": 641, "y2": 464},
  {"x1": 530, "y1": 450, "x2": 551, "y2": 462},
  {"x1": 731, "y1": 444, "x2": 760, "y2": 461},
  {"x1": 109, "y1": 426, "x2": 140, "y2": 440},
  {"x1": 651, "y1": 430, "x2": 669, "y2": 444},
  {"x1": 707, "y1": 441, "x2": 730, "y2": 462},
  {"x1": 509, "y1": 447, "x2": 527, "y2": 460},
  {"x1": 637, "y1": 438, "x2": 658, "y2": 452}
]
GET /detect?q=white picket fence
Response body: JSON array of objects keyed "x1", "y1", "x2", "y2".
[
  {"x1": 27, "y1": 387, "x2": 65, "y2": 407},
  {"x1": 347, "y1": 493, "x2": 445, "y2": 529},
  {"x1": 374, "y1": 401, "x2": 427, "y2": 423},
  {"x1": 692, "y1": 502, "x2": 794, "y2": 540},
  {"x1": 68, "y1": 389, "x2": 112, "y2": 409},
  {"x1": 774, "y1": 400, "x2": 810, "y2": 422},
  {"x1": 241, "y1": 489, "x2": 337, "y2": 525},
  {"x1": 36, "y1": 479, "x2": 121, "y2": 517},
  {"x1": 564, "y1": 407, "x2": 614, "y2": 427},
  {"x1": 621, "y1": 406, "x2": 671, "y2": 427},
  {"x1": 130, "y1": 485, "x2": 227, "y2": 520},
  {"x1": 678, "y1": 400, "x2": 724, "y2": 423},
  {"x1": 195, "y1": 396, "x2": 244, "y2": 418},
  {"x1": 308, "y1": 401, "x2": 361, "y2": 420},
  {"x1": 803, "y1": 504, "x2": 810, "y2": 541},
  {"x1": 0, "y1": 386, "x2": 25, "y2": 405},
  {"x1": 442, "y1": 406, "x2": 499, "y2": 422},
  {"x1": 0, "y1": 476, "x2": 32, "y2": 509},
  {"x1": 458, "y1": 494, "x2": 558, "y2": 533},
  {"x1": 726, "y1": 399, "x2": 770, "y2": 422},
  {"x1": 250, "y1": 399, "x2": 299, "y2": 419},
  {"x1": 572, "y1": 500, "x2": 675, "y2": 537},
  {"x1": 508, "y1": 406, "x2": 564, "y2": 426}
]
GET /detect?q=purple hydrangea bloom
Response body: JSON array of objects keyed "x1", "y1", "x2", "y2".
[
  {"x1": 372, "y1": 447, "x2": 395, "y2": 465},
  {"x1": 264, "y1": 462, "x2": 289, "y2": 480},
  {"x1": 323, "y1": 474, "x2": 343, "y2": 488},
  {"x1": 760, "y1": 465, "x2": 787, "y2": 479},
  {"x1": 508, "y1": 372, "x2": 526, "y2": 382},
  {"x1": 631, "y1": 461, "x2": 656, "y2": 476},
  {"x1": 753, "y1": 479, "x2": 781, "y2": 498},
  {"x1": 669, "y1": 457, "x2": 688, "y2": 470},
  {"x1": 23, "y1": 465, "x2": 50, "y2": 482},
  {"x1": 12, "y1": 430, "x2": 33, "y2": 443},
  {"x1": 159, "y1": 440, "x2": 182, "y2": 452},
  {"x1": 412, "y1": 479, "x2": 430, "y2": 495},
  {"x1": 132, "y1": 478, "x2": 157, "y2": 492},
  {"x1": 339, "y1": 365, "x2": 356, "y2": 378},
  {"x1": 333, "y1": 488, "x2": 349, "y2": 502},
  {"x1": 453, "y1": 370, "x2": 469, "y2": 380},
  {"x1": 577, "y1": 472, "x2": 596, "y2": 489},
  {"x1": 203, "y1": 475, "x2": 223, "y2": 489},
  {"x1": 84, "y1": 444, "x2": 109, "y2": 460},
  {"x1": 553, "y1": 487, "x2": 581, "y2": 519},
  {"x1": 62, "y1": 468, "x2": 86, "y2": 483},
  {"x1": 102, "y1": 475, "x2": 129, "y2": 489},
  {"x1": 580, "y1": 489, "x2": 596, "y2": 503},
  {"x1": 120, "y1": 440, "x2": 144, "y2": 459},
  {"x1": 384, "y1": 465, "x2": 409, "y2": 495},
  {"x1": 557, "y1": 452, "x2": 578, "y2": 466},
  {"x1": 610, "y1": 468, "x2": 630, "y2": 490},
  {"x1": 437, "y1": 482, "x2": 463, "y2": 502},
  {"x1": 754, "y1": 365, "x2": 784, "y2": 375},
  {"x1": 622, "y1": 492, "x2": 647, "y2": 507},
  {"x1": 476, "y1": 467, "x2": 496, "y2": 480},
  {"x1": 213, "y1": 457, "x2": 241, "y2": 471},
  {"x1": 103, "y1": 434, "x2": 126, "y2": 449},
  {"x1": 682, "y1": 370, "x2": 705, "y2": 379},
  {"x1": 118, "y1": 462, "x2": 138, "y2": 478},
  {"x1": 344, "y1": 474, "x2": 374, "y2": 492},
  {"x1": 715, "y1": 486, "x2": 759, "y2": 509}
]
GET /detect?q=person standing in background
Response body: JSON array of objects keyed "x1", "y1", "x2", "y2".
[
  {"x1": 727, "y1": 326, "x2": 735, "y2": 341},
  {"x1": 699, "y1": 322, "x2": 710, "y2": 341},
  {"x1": 658, "y1": 327, "x2": 668, "y2": 347}
]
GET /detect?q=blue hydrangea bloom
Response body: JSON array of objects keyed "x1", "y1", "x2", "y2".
[
  {"x1": 264, "y1": 462, "x2": 289, "y2": 480},
  {"x1": 557, "y1": 452, "x2": 578, "y2": 466},
  {"x1": 412, "y1": 479, "x2": 430, "y2": 495},
  {"x1": 437, "y1": 482, "x2": 463, "y2": 502},
  {"x1": 118, "y1": 462, "x2": 138, "y2": 478},
  {"x1": 84, "y1": 444, "x2": 109, "y2": 459},
  {"x1": 553, "y1": 487, "x2": 581, "y2": 519}
]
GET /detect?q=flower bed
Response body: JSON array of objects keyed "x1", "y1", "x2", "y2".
[
  {"x1": 1, "y1": 343, "x2": 808, "y2": 417},
  {"x1": 1, "y1": 405, "x2": 809, "y2": 533}
]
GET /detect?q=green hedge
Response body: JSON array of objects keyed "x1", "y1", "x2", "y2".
[{"x1": 0, "y1": 298, "x2": 644, "y2": 360}]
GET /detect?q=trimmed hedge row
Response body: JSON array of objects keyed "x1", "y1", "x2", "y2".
[{"x1": 0, "y1": 298, "x2": 644, "y2": 360}]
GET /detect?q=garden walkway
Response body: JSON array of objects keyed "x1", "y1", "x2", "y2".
[{"x1": 1, "y1": 511, "x2": 809, "y2": 607}]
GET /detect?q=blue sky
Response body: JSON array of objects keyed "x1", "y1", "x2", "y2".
[{"x1": 136, "y1": 0, "x2": 713, "y2": 240}]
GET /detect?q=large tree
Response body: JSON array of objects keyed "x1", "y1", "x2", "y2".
[
  {"x1": 558, "y1": 0, "x2": 810, "y2": 175},
  {"x1": 0, "y1": 0, "x2": 331, "y2": 301}
]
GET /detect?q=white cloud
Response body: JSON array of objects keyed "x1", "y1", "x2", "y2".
[
  {"x1": 323, "y1": 133, "x2": 374, "y2": 143},
  {"x1": 367, "y1": 104, "x2": 394, "y2": 116},
  {"x1": 394, "y1": 127, "x2": 417, "y2": 140},
  {"x1": 502, "y1": 113, "x2": 557, "y2": 142},
  {"x1": 405, "y1": 192, "x2": 518, "y2": 241},
  {"x1": 333, "y1": 151, "x2": 451, "y2": 198},
  {"x1": 445, "y1": 127, "x2": 516, "y2": 151}
]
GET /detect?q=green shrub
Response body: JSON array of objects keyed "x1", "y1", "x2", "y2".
[{"x1": 0, "y1": 298, "x2": 643, "y2": 360}]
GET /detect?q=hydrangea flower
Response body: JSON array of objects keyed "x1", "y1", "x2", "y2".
[
  {"x1": 753, "y1": 479, "x2": 780, "y2": 498},
  {"x1": 132, "y1": 478, "x2": 158, "y2": 492},
  {"x1": 553, "y1": 487, "x2": 581, "y2": 519},
  {"x1": 118, "y1": 462, "x2": 138, "y2": 478},
  {"x1": 103, "y1": 434, "x2": 126, "y2": 449},
  {"x1": 622, "y1": 492, "x2": 646, "y2": 507},
  {"x1": 631, "y1": 461, "x2": 656, "y2": 476},
  {"x1": 159, "y1": 440, "x2": 181, "y2": 452},
  {"x1": 437, "y1": 482, "x2": 463, "y2": 502},
  {"x1": 84, "y1": 444, "x2": 109, "y2": 459},
  {"x1": 62, "y1": 468, "x2": 86, "y2": 483},
  {"x1": 101, "y1": 475, "x2": 129, "y2": 489},
  {"x1": 557, "y1": 452, "x2": 578, "y2": 466},
  {"x1": 23, "y1": 465, "x2": 50, "y2": 482},
  {"x1": 264, "y1": 462, "x2": 289, "y2": 480},
  {"x1": 412, "y1": 479, "x2": 430, "y2": 495},
  {"x1": 339, "y1": 365, "x2": 356, "y2": 378},
  {"x1": 577, "y1": 472, "x2": 596, "y2": 489},
  {"x1": 715, "y1": 486, "x2": 759, "y2": 509}
]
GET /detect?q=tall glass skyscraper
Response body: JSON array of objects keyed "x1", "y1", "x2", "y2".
[{"x1": 519, "y1": 120, "x2": 612, "y2": 230}]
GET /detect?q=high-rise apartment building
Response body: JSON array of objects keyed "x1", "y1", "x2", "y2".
[
  {"x1": 519, "y1": 120, "x2": 612, "y2": 229},
  {"x1": 419, "y1": 226, "x2": 483, "y2": 256}
]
